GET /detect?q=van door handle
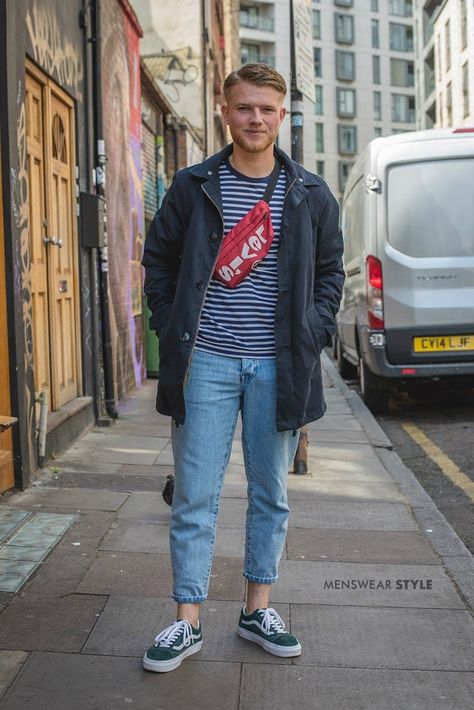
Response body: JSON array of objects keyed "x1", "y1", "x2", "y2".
[{"x1": 347, "y1": 266, "x2": 361, "y2": 277}]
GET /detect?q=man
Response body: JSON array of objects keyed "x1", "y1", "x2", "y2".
[{"x1": 142, "y1": 64, "x2": 344, "y2": 673}]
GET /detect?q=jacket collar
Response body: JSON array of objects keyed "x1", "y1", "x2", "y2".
[{"x1": 188, "y1": 143, "x2": 320, "y2": 187}]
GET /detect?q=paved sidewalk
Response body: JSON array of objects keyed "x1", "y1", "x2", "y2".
[{"x1": 0, "y1": 353, "x2": 473, "y2": 709}]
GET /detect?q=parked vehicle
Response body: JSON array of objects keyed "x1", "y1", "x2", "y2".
[{"x1": 334, "y1": 128, "x2": 474, "y2": 413}]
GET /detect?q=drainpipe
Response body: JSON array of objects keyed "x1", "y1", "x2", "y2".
[
  {"x1": 37, "y1": 391, "x2": 48, "y2": 468},
  {"x1": 80, "y1": 0, "x2": 102, "y2": 421},
  {"x1": 92, "y1": 0, "x2": 118, "y2": 419}
]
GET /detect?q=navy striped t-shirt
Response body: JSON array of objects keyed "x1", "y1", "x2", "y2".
[{"x1": 194, "y1": 159, "x2": 286, "y2": 358}]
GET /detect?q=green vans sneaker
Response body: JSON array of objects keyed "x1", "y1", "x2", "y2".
[
  {"x1": 143, "y1": 619, "x2": 203, "y2": 673},
  {"x1": 238, "y1": 607, "x2": 301, "y2": 657}
]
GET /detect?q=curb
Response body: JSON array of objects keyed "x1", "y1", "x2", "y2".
[{"x1": 321, "y1": 350, "x2": 474, "y2": 614}]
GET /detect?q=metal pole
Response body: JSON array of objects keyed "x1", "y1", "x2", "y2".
[
  {"x1": 290, "y1": 0, "x2": 304, "y2": 164},
  {"x1": 290, "y1": 0, "x2": 309, "y2": 474}
]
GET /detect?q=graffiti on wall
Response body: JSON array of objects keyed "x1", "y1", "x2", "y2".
[
  {"x1": 26, "y1": 0, "x2": 83, "y2": 101},
  {"x1": 102, "y1": 0, "x2": 144, "y2": 399},
  {"x1": 10, "y1": 88, "x2": 35, "y2": 465}
]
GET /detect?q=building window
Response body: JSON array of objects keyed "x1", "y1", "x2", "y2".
[
  {"x1": 389, "y1": 23, "x2": 413, "y2": 52},
  {"x1": 316, "y1": 160, "x2": 324, "y2": 178},
  {"x1": 445, "y1": 19, "x2": 451, "y2": 71},
  {"x1": 314, "y1": 47, "x2": 322, "y2": 77},
  {"x1": 463, "y1": 63, "x2": 469, "y2": 118},
  {"x1": 315, "y1": 85, "x2": 323, "y2": 115},
  {"x1": 240, "y1": 44, "x2": 262, "y2": 64},
  {"x1": 336, "y1": 50, "x2": 355, "y2": 80},
  {"x1": 388, "y1": 0, "x2": 412, "y2": 17},
  {"x1": 461, "y1": 0, "x2": 468, "y2": 50},
  {"x1": 338, "y1": 124, "x2": 357, "y2": 154},
  {"x1": 446, "y1": 82, "x2": 452, "y2": 124},
  {"x1": 373, "y1": 55, "x2": 381, "y2": 84},
  {"x1": 335, "y1": 0, "x2": 353, "y2": 6},
  {"x1": 371, "y1": 19, "x2": 379, "y2": 48},
  {"x1": 338, "y1": 161, "x2": 354, "y2": 192},
  {"x1": 391, "y1": 93, "x2": 415, "y2": 122},
  {"x1": 390, "y1": 58, "x2": 414, "y2": 87},
  {"x1": 312, "y1": 7, "x2": 321, "y2": 39},
  {"x1": 315, "y1": 123, "x2": 324, "y2": 152},
  {"x1": 335, "y1": 14, "x2": 354, "y2": 44},
  {"x1": 337, "y1": 87, "x2": 356, "y2": 117},
  {"x1": 371, "y1": 0, "x2": 379, "y2": 11},
  {"x1": 373, "y1": 91, "x2": 382, "y2": 120},
  {"x1": 374, "y1": 126, "x2": 382, "y2": 137}
]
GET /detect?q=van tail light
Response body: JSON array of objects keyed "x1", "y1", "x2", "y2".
[{"x1": 366, "y1": 255, "x2": 384, "y2": 329}]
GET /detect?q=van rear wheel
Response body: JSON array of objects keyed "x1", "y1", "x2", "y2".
[
  {"x1": 336, "y1": 337, "x2": 358, "y2": 380},
  {"x1": 359, "y1": 357, "x2": 390, "y2": 414}
]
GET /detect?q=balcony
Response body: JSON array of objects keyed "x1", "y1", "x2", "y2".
[{"x1": 240, "y1": 11, "x2": 274, "y2": 32}]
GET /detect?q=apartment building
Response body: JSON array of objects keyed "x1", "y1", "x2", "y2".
[
  {"x1": 434, "y1": 0, "x2": 473, "y2": 126},
  {"x1": 239, "y1": 1, "x2": 416, "y2": 198}
]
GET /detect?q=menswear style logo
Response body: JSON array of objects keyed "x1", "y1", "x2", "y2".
[{"x1": 323, "y1": 578, "x2": 433, "y2": 591}]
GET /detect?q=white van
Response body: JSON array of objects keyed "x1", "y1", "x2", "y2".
[{"x1": 334, "y1": 128, "x2": 474, "y2": 414}]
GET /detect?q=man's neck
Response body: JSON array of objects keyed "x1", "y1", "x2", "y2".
[{"x1": 229, "y1": 143, "x2": 275, "y2": 178}]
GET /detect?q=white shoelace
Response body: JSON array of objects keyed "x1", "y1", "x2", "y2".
[
  {"x1": 153, "y1": 620, "x2": 194, "y2": 648},
  {"x1": 259, "y1": 608, "x2": 287, "y2": 634}
]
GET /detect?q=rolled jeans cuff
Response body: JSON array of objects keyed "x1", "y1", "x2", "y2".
[
  {"x1": 243, "y1": 572, "x2": 277, "y2": 585},
  {"x1": 172, "y1": 594, "x2": 206, "y2": 603}
]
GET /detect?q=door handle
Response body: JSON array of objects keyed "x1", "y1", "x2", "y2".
[{"x1": 43, "y1": 236, "x2": 63, "y2": 248}]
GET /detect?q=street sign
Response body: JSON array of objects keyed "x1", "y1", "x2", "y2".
[{"x1": 292, "y1": 0, "x2": 315, "y2": 103}]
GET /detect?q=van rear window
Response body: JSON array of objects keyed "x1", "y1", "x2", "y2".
[{"x1": 387, "y1": 158, "x2": 474, "y2": 257}]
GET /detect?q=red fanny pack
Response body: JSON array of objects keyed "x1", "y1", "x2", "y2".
[{"x1": 213, "y1": 159, "x2": 281, "y2": 288}]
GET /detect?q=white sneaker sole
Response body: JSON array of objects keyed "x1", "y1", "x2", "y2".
[
  {"x1": 238, "y1": 627, "x2": 302, "y2": 657},
  {"x1": 142, "y1": 640, "x2": 203, "y2": 673}
]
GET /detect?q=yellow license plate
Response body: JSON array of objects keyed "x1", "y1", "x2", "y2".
[{"x1": 413, "y1": 335, "x2": 474, "y2": 352}]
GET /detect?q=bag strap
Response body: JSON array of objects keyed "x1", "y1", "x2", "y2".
[{"x1": 261, "y1": 159, "x2": 282, "y2": 204}]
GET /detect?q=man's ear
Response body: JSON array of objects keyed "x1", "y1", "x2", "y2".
[{"x1": 279, "y1": 106, "x2": 287, "y2": 123}]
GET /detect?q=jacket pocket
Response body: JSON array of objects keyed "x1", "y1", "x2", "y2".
[{"x1": 306, "y1": 306, "x2": 327, "y2": 353}]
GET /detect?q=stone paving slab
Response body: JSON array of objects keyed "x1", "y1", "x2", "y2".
[
  {"x1": 117, "y1": 492, "x2": 247, "y2": 526},
  {"x1": 310, "y1": 415, "x2": 363, "y2": 431},
  {"x1": 273, "y1": 560, "x2": 464, "y2": 607},
  {"x1": 302, "y1": 429, "x2": 372, "y2": 444},
  {"x1": 75, "y1": 433, "x2": 169, "y2": 453},
  {"x1": 306, "y1": 442, "x2": 383, "y2": 462},
  {"x1": 9, "y1": 489, "x2": 128, "y2": 512},
  {"x1": 76, "y1": 551, "x2": 246, "y2": 600},
  {"x1": 286, "y1": 479, "x2": 405, "y2": 503},
  {"x1": 239, "y1": 665, "x2": 474, "y2": 710},
  {"x1": 287, "y1": 500, "x2": 418, "y2": 530},
  {"x1": 84, "y1": 596, "x2": 290, "y2": 665},
  {"x1": 286, "y1": 528, "x2": 440, "y2": 564},
  {"x1": 295, "y1": 458, "x2": 394, "y2": 482},
  {"x1": 45, "y1": 471, "x2": 168, "y2": 492},
  {"x1": 410, "y1": 506, "x2": 472, "y2": 557},
  {"x1": 290, "y1": 605, "x2": 474, "y2": 670},
  {"x1": 0, "y1": 595, "x2": 106, "y2": 652},
  {"x1": 22, "y1": 511, "x2": 114, "y2": 598},
  {"x1": 0, "y1": 653, "x2": 241, "y2": 710},
  {"x1": 0, "y1": 651, "x2": 28, "y2": 703}
]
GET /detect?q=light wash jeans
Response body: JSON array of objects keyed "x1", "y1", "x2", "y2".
[{"x1": 170, "y1": 348, "x2": 299, "y2": 603}]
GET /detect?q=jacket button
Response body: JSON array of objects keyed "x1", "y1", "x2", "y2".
[
  {"x1": 180, "y1": 332, "x2": 190, "y2": 342},
  {"x1": 208, "y1": 232, "x2": 218, "y2": 243},
  {"x1": 196, "y1": 280, "x2": 203, "y2": 290}
]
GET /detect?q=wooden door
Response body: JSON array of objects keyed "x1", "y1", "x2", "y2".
[
  {"x1": 0, "y1": 149, "x2": 16, "y2": 493},
  {"x1": 47, "y1": 90, "x2": 79, "y2": 407},
  {"x1": 25, "y1": 62, "x2": 81, "y2": 412},
  {"x1": 26, "y1": 72, "x2": 51, "y2": 399}
]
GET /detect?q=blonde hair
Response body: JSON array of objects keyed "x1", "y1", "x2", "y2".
[{"x1": 223, "y1": 64, "x2": 287, "y2": 99}]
